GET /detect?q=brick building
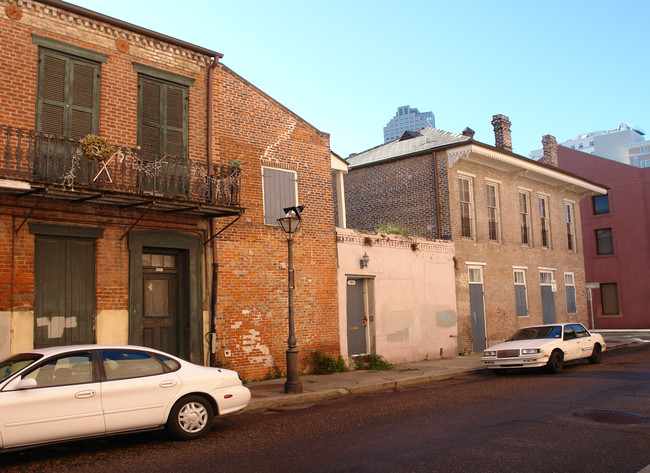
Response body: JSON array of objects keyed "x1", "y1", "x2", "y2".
[
  {"x1": 0, "y1": 0, "x2": 338, "y2": 379},
  {"x1": 345, "y1": 116, "x2": 608, "y2": 352}
]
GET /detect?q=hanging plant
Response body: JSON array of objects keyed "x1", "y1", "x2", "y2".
[{"x1": 79, "y1": 134, "x2": 115, "y2": 162}]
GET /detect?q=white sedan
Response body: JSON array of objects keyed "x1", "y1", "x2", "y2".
[
  {"x1": 0, "y1": 345, "x2": 251, "y2": 450},
  {"x1": 481, "y1": 323, "x2": 606, "y2": 373}
]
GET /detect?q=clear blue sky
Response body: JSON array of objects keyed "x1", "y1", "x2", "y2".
[{"x1": 69, "y1": 0, "x2": 649, "y2": 158}]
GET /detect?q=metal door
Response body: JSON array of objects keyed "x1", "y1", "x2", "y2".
[
  {"x1": 34, "y1": 237, "x2": 95, "y2": 347},
  {"x1": 469, "y1": 266, "x2": 487, "y2": 352},
  {"x1": 540, "y1": 271, "x2": 556, "y2": 324},
  {"x1": 346, "y1": 278, "x2": 367, "y2": 356},
  {"x1": 142, "y1": 253, "x2": 180, "y2": 356}
]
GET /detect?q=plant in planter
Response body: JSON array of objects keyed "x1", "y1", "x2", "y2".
[{"x1": 79, "y1": 134, "x2": 115, "y2": 163}]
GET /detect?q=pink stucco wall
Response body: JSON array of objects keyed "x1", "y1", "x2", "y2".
[
  {"x1": 558, "y1": 147, "x2": 650, "y2": 329},
  {"x1": 336, "y1": 228, "x2": 458, "y2": 363}
]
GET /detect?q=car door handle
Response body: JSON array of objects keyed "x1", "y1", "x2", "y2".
[
  {"x1": 159, "y1": 380, "x2": 178, "y2": 388},
  {"x1": 75, "y1": 390, "x2": 97, "y2": 399}
]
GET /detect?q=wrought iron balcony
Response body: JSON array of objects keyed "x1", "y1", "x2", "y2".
[{"x1": 0, "y1": 126, "x2": 243, "y2": 217}]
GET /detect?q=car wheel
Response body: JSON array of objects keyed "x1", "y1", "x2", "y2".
[
  {"x1": 166, "y1": 395, "x2": 215, "y2": 440},
  {"x1": 547, "y1": 350, "x2": 564, "y2": 374},
  {"x1": 588, "y1": 344, "x2": 602, "y2": 364}
]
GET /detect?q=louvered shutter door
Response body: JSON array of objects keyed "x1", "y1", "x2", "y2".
[
  {"x1": 69, "y1": 61, "x2": 96, "y2": 139},
  {"x1": 165, "y1": 85, "x2": 184, "y2": 157},
  {"x1": 140, "y1": 79, "x2": 162, "y2": 158},
  {"x1": 40, "y1": 54, "x2": 66, "y2": 135}
]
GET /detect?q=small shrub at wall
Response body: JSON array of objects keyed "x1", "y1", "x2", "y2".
[
  {"x1": 310, "y1": 350, "x2": 349, "y2": 375},
  {"x1": 353, "y1": 354, "x2": 392, "y2": 371},
  {"x1": 375, "y1": 221, "x2": 413, "y2": 236}
]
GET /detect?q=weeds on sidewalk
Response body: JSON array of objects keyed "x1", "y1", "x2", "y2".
[
  {"x1": 353, "y1": 354, "x2": 391, "y2": 371},
  {"x1": 310, "y1": 350, "x2": 349, "y2": 374}
]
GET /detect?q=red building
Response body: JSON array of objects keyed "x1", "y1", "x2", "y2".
[
  {"x1": 0, "y1": 0, "x2": 339, "y2": 379},
  {"x1": 557, "y1": 146, "x2": 650, "y2": 329}
]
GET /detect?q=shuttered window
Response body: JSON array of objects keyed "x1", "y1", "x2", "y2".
[
  {"x1": 138, "y1": 75, "x2": 188, "y2": 159},
  {"x1": 36, "y1": 49, "x2": 100, "y2": 138},
  {"x1": 263, "y1": 167, "x2": 298, "y2": 225}
]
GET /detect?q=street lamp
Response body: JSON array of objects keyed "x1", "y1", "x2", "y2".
[{"x1": 277, "y1": 205, "x2": 304, "y2": 394}]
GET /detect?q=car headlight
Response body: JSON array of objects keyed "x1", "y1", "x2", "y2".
[
  {"x1": 521, "y1": 348, "x2": 541, "y2": 355},
  {"x1": 483, "y1": 350, "x2": 496, "y2": 357}
]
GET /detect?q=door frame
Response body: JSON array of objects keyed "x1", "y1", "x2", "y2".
[
  {"x1": 468, "y1": 264, "x2": 487, "y2": 352},
  {"x1": 128, "y1": 230, "x2": 202, "y2": 362}
]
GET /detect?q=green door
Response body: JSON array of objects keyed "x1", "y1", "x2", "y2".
[{"x1": 34, "y1": 237, "x2": 95, "y2": 347}]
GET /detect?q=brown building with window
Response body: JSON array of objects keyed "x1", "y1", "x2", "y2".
[
  {"x1": 345, "y1": 117, "x2": 607, "y2": 352},
  {"x1": 0, "y1": 0, "x2": 338, "y2": 379}
]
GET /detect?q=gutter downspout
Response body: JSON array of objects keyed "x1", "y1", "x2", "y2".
[{"x1": 207, "y1": 57, "x2": 219, "y2": 367}]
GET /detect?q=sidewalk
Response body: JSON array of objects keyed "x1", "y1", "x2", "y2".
[{"x1": 244, "y1": 335, "x2": 642, "y2": 412}]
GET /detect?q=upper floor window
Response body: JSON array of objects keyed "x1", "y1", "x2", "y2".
[
  {"x1": 36, "y1": 48, "x2": 101, "y2": 138},
  {"x1": 595, "y1": 228, "x2": 614, "y2": 255},
  {"x1": 519, "y1": 191, "x2": 531, "y2": 245},
  {"x1": 486, "y1": 183, "x2": 500, "y2": 241},
  {"x1": 138, "y1": 75, "x2": 188, "y2": 159},
  {"x1": 564, "y1": 202, "x2": 576, "y2": 252},
  {"x1": 262, "y1": 167, "x2": 298, "y2": 225},
  {"x1": 593, "y1": 195, "x2": 610, "y2": 215},
  {"x1": 458, "y1": 177, "x2": 475, "y2": 239},
  {"x1": 539, "y1": 195, "x2": 551, "y2": 249}
]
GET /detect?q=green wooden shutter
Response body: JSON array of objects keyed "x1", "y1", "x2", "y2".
[
  {"x1": 37, "y1": 49, "x2": 100, "y2": 137},
  {"x1": 138, "y1": 76, "x2": 187, "y2": 159}
]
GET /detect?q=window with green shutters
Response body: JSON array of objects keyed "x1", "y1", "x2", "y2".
[
  {"x1": 36, "y1": 48, "x2": 101, "y2": 138},
  {"x1": 137, "y1": 75, "x2": 188, "y2": 159}
]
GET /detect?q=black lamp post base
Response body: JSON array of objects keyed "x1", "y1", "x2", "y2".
[{"x1": 284, "y1": 348, "x2": 302, "y2": 394}]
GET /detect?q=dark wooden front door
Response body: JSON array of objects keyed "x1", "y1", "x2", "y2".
[
  {"x1": 34, "y1": 236, "x2": 95, "y2": 347},
  {"x1": 142, "y1": 253, "x2": 180, "y2": 356}
]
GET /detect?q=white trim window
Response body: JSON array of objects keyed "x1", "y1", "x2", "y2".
[
  {"x1": 262, "y1": 167, "x2": 298, "y2": 225},
  {"x1": 514, "y1": 269, "x2": 528, "y2": 317},
  {"x1": 565, "y1": 201, "x2": 576, "y2": 252},
  {"x1": 519, "y1": 191, "x2": 531, "y2": 245},
  {"x1": 564, "y1": 273, "x2": 576, "y2": 314},
  {"x1": 539, "y1": 195, "x2": 551, "y2": 249},
  {"x1": 459, "y1": 177, "x2": 475, "y2": 239},
  {"x1": 486, "y1": 182, "x2": 501, "y2": 242}
]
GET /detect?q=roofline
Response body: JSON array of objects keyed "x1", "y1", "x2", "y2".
[
  {"x1": 39, "y1": 0, "x2": 224, "y2": 59},
  {"x1": 349, "y1": 138, "x2": 608, "y2": 194}
]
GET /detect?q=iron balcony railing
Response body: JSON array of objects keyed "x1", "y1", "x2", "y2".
[{"x1": 0, "y1": 126, "x2": 241, "y2": 207}]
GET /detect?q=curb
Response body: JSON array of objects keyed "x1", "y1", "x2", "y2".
[{"x1": 244, "y1": 367, "x2": 485, "y2": 412}]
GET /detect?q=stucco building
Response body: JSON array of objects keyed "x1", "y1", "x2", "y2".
[
  {"x1": 345, "y1": 116, "x2": 608, "y2": 352},
  {"x1": 0, "y1": 0, "x2": 338, "y2": 379}
]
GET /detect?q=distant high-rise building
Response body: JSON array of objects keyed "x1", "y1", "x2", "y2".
[{"x1": 383, "y1": 105, "x2": 435, "y2": 143}]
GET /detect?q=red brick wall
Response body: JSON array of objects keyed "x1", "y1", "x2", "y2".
[{"x1": 0, "y1": 0, "x2": 339, "y2": 378}]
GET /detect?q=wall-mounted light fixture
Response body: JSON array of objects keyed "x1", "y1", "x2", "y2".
[{"x1": 360, "y1": 252, "x2": 369, "y2": 269}]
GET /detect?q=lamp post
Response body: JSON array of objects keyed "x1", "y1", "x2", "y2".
[{"x1": 277, "y1": 206, "x2": 304, "y2": 394}]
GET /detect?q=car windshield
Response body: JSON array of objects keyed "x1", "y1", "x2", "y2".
[
  {"x1": 509, "y1": 325, "x2": 562, "y2": 341},
  {"x1": 0, "y1": 353, "x2": 43, "y2": 382}
]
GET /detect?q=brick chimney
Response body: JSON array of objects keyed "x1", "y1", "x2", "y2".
[
  {"x1": 461, "y1": 127, "x2": 475, "y2": 138},
  {"x1": 491, "y1": 114, "x2": 512, "y2": 152},
  {"x1": 541, "y1": 135, "x2": 558, "y2": 167}
]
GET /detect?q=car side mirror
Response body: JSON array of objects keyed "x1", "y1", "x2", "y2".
[{"x1": 16, "y1": 378, "x2": 37, "y2": 390}]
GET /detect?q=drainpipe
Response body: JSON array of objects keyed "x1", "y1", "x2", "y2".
[{"x1": 207, "y1": 57, "x2": 219, "y2": 367}]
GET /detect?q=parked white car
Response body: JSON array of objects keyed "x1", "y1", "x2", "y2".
[
  {"x1": 0, "y1": 345, "x2": 250, "y2": 451},
  {"x1": 481, "y1": 323, "x2": 606, "y2": 373}
]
